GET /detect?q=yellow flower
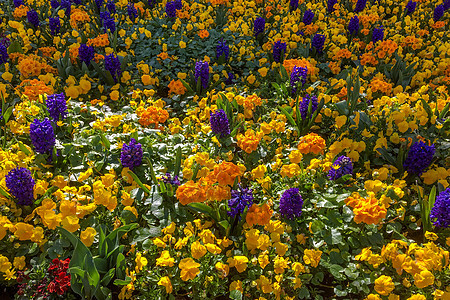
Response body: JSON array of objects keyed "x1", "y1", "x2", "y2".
[
  {"x1": 364, "y1": 295, "x2": 382, "y2": 300},
  {"x1": 227, "y1": 256, "x2": 248, "y2": 273},
  {"x1": 413, "y1": 269, "x2": 434, "y2": 288},
  {"x1": 258, "y1": 253, "x2": 270, "y2": 269},
  {"x1": 156, "y1": 250, "x2": 174, "y2": 267},
  {"x1": 135, "y1": 252, "x2": 148, "y2": 273},
  {"x1": 229, "y1": 280, "x2": 243, "y2": 293},
  {"x1": 61, "y1": 216, "x2": 80, "y2": 233},
  {"x1": 424, "y1": 231, "x2": 438, "y2": 241},
  {"x1": 157, "y1": 276, "x2": 173, "y2": 294},
  {"x1": 80, "y1": 227, "x2": 97, "y2": 247},
  {"x1": 273, "y1": 256, "x2": 289, "y2": 274},
  {"x1": 0, "y1": 255, "x2": 12, "y2": 273},
  {"x1": 14, "y1": 223, "x2": 34, "y2": 241},
  {"x1": 110, "y1": 90, "x2": 119, "y2": 101},
  {"x1": 191, "y1": 240, "x2": 207, "y2": 259},
  {"x1": 335, "y1": 115, "x2": 347, "y2": 128},
  {"x1": 406, "y1": 295, "x2": 426, "y2": 300},
  {"x1": 303, "y1": 249, "x2": 322, "y2": 268},
  {"x1": 215, "y1": 262, "x2": 229, "y2": 278},
  {"x1": 13, "y1": 256, "x2": 26, "y2": 270},
  {"x1": 179, "y1": 258, "x2": 200, "y2": 281},
  {"x1": 179, "y1": 41, "x2": 186, "y2": 49},
  {"x1": 374, "y1": 275, "x2": 395, "y2": 296},
  {"x1": 256, "y1": 275, "x2": 272, "y2": 293}
]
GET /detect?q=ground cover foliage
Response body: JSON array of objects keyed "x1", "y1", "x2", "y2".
[{"x1": 0, "y1": 0, "x2": 450, "y2": 299}]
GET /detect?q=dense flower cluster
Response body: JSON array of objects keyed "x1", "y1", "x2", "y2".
[
  {"x1": 348, "y1": 15, "x2": 359, "y2": 35},
  {"x1": 46, "y1": 93, "x2": 67, "y2": 122},
  {"x1": 328, "y1": 155, "x2": 353, "y2": 180},
  {"x1": 429, "y1": 188, "x2": 450, "y2": 228},
  {"x1": 47, "y1": 258, "x2": 71, "y2": 295},
  {"x1": 254, "y1": 17, "x2": 265, "y2": 37},
  {"x1": 312, "y1": 34, "x2": 325, "y2": 53},
  {"x1": 216, "y1": 40, "x2": 229, "y2": 61},
  {"x1": 345, "y1": 192, "x2": 387, "y2": 225},
  {"x1": 272, "y1": 40, "x2": 286, "y2": 63},
  {"x1": 5, "y1": 167, "x2": 35, "y2": 206},
  {"x1": 210, "y1": 109, "x2": 230, "y2": 137},
  {"x1": 49, "y1": 17, "x2": 60, "y2": 35},
  {"x1": 302, "y1": 10, "x2": 314, "y2": 25},
  {"x1": 29, "y1": 118, "x2": 55, "y2": 154},
  {"x1": 403, "y1": 141, "x2": 435, "y2": 176},
  {"x1": 372, "y1": 26, "x2": 384, "y2": 43},
  {"x1": 279, "y1": 188, "x2": 303, "y2": 219},
  {"x1": 105, "y1": 54, "x2": 121, "y2": 82},
  {"x1": 194, "y1": 61, "x2": 209, "y2": 89},
  {"x1": 78, "y1": 44, "x2": 95, "y2": 66},
  {"x1": 120, "y1": 138, "x2": 143, "y2": 170},
  {"x1": 290, "y1": 66, "x2": 307, "y2": 94},
  {"x1": 0, "y1": 44, "x2": 7, "y2": 65},
  {"x1": 228, "y1": 185, "x2": 253, "y2": 218},
  {"x1": 299, "y1": 94, "x2": 318, "y2": 120}
]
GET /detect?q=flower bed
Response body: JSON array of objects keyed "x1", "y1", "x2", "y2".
[{"x1": 0, "y1": 0, "x2": 450, "y2": 299}]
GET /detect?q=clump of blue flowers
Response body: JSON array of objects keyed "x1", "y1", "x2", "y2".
[
  {"x1": 312, "y1": 34, "x2": 326, "y2": 53},
  {"x1": 272, "y1": 40, "x2": 287, "y2": 63},
  {"x1": 30, "y1": 118, "x2": 55, "y2": 154},
  {"x1": 228, "y1": 184, "x2": 253, "y2": 218},
  {"x1": 279, "y1": 188, "x2": 303, "y2": 219},
  {"x1": 254, "y1": 17, "x2": 265, "y2": 37},
  {"x1": 303, "y1": 10, "x2": 314, "y2": 25},
  {"x1": 348, "y1": 15, "x2": 359, "y2": 35},
  {"x1": 120, "y1": 138, "x2": 143, "y2": 170},
  {"x1": 46, "y1": 93, "x2": 67, "y2": 123},
  {"x1": 6, "y1": 167, "x2": 35, "y2": 206},
  {"x1": 290, "y1": 66, "x2": 308, "y2": 94},
  {"x1": 403, "y1": 140, "x2": 435, "y2": 176},
  {"x1": 430, "y1": 188, "x2": 450, "y2": 228},
  {"x1": 328, "y1": 156, "x2": 353, "y2": 180},
  {"x1": 210, "y1": 109, "x2": 230, "y2": 138},
  {"x1": 194, "y1": 61, "x2": 209, "y2": 89},
  {"x1": 105, "y1": 54, "x2": 122, "y2": 82},
  {"x1": 299, "y1": 94, "x2": 318, "y2": 120},
  {"x1": 78, "y1": 44, "x2": 95, "y2": 66},
  {"x1": 216, "y1": 39, "x2": 229, "y2": 61}
]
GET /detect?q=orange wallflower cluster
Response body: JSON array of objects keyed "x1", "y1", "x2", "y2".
[
  {"x1": 87, "y1": 34, "x2": 110, "y2": 47},
  {"x1": 13, "y1": 5, "x2": 29, "y2": 19},
  {"x1": 17, "y1": 55, "x2": 55, "y2": 78},
  {"x1": 136, "y1": 106, "x2": 169, "y2": 127},
  {"x1": 246, "y1": 203, "x2": 273, "y2": 227},
  {"x1": 283, "y1": 59, "x2": 316, "y2": 77},
  {"x1": 370, "y1": 78, "x2": 392, "y2": 95},
  {"x1": 236, "y1": 94, "x2": 263, "y2": 118},
  {"x1": 332, "y1": 49, "x2": 352, "y2": 61},
  {"x1": 401, "y1": 36, "x2": 423, "y2": 50},
  {"x1": 209, "y1": 161, "x2": 243, "y2": 186},
  {"x1": 198, "y1": 29, "x2": 209, "y2": 39},
  {"x1": 168, "y1": 79, "x2": 187, "y2": 96},
  {"x1": 69, "y1": 45, "x2": 80, "y2": 63},
  {"x1": 345, "y1": 192, "x2": 387, "y2": 225},
  {"x1": 37, "y1": 47, "x2": 57, "y2": 58},
  {"x1": 360, "y1": 52, "x2": 378, "y2": 66},
  {"x1": 236, "y1": 129, "x2": 263, "y2": 153},
  {"x1": 16, "y1": 79, "x2": 54, "y2": 101},
  {"x1": 175, "y1": 180, "x2": 207, "y2": 205},
  {"x1": 69, "y1": 9, "x2": 91, "y2": 29},
  {"x1": 297, "y1": 133, "x2": 326, "y2": 155},
  {"x1": 375, "y1": 40, "x2": 398, "y2": 59}
]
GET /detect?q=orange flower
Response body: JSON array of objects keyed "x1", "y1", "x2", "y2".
[
  {"x1": 137, "y1": 106, "x2": 169, "y2": 127},
  {"x1": 297, "y1": 133, "x2": 326, "y2": 155},
  {"x1": 168, "y1": 79, "x2": 187, "y2": 95},
  {"x1": 246, "y1": 203, "x2": 273, "y2": 226},
  {"x1": 345, "y1": 192, "x2": 387, "y2": 225},
  {"x1": 87, "y1": 34, "x2": 110, "y2": 47},
  {"x1": 176, "y1": 180, "x2": 207, "y2": 205},
  {"x1": 210, "y1": 161, "x2": 243, "y2": 186},
  {"x1": 198, "y1": 29, "x2": 209, "y2": 39},
  {"x1": 236, "y1": 129, "x2": 263, "y2": 153}
]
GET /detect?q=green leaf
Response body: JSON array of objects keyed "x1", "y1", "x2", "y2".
[
  {"x1": 127, "y1": 170, "x2": 151, "y2": 194},
  {"x1": 174, "y1": 146, "x2": 182, "y2": 177},
  {"x1": 420, "y1": 98, "x2": 433, "y2": 119},
  {"x1": 116, "y1": 253, "x2": 126, "y2": 280},
  {"x1": 229, "y1": 290, "x2": 243, "y2": 300},
  {"x1": 180, "y1": 78, "x2": 194, "y2": 94},
  {"x1": 114, "y1": 278, "x2": 132, "y2": 286},
  {"x1": 144, "y1": 157, "x2": 159, "y2": 185},
  {"x1": 100, "y1": 268, "x2": 115, "y2": 286},
  {"x1": 100, "y1": 133, "x2": 111, "y2": 150},
  {"x1": 0, "y1": 185, "x2": 11, "y2": 199},
  {"x1": 279, "y1": 106, "x2": 296, "y2": 128},
  {"x1": 7, "y1": 41, "x2": 23, "y2": 54},
  {"x1": 3, "y1": 106, "x2": 13, "y2": 123}
]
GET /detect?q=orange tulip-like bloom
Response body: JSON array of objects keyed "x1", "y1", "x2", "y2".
[
  {"x1": 297, "y1": 132, "x2": 326, "y2": 155},
  {"x1": 80, "y1": 227, "x2": 97, "y2": 247},
  {"x1": 236, "y1": 129, "x2": 263, "y2": 154},
  {"x1": 176, "y1": 180, "x2": 207, "y2": 205},
  {"x1": 345, "y1": 192, "x2": 387, "y2": 225}
]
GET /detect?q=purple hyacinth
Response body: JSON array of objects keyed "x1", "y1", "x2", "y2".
[
  {"x1": 30, "y1": 118, "x2": 55, "y2": 154},
  {"x1": 120, "y1": 138, "x2": 143, "y2": 170},
  {"x1": 0, "y1": 108, "x2": 3, "y2": 121},
  {"x1": 348, "y1": 15, "x2": 359, "y2": 35},
  {"x1": 60, "y1": 0, "x2": 71, "y2": 16},
  {"x1": 254, "y1": 17, "x2": 265, "y2": 37},
  {"x1": 210, "y1": 109, "x2": 230, "y2": 137},
  {"x1": 312, "y1": 34, "x2": 325, "y2": 53},
  {"x1": 105, "y1": 54, "x2": 122, "y2": 82},
  {"x1": 405, "y1": 0, "x2": 416, "y2": 16},
  {"x1": 290, "y1": 0, "x2": 298, "y2": 11},
  {"x1": 272, "y1": 40, "x2": 287, "y2": 63},
  {"x1": 403, "y1": 141, "x2": 435, "y2": 176},
  {"x1": 372, "y1": 26, "x2": 384, "y2": 43},
  {"x1": 225, "y1": 72, "x2": 234, "y2": 85},
  {"x1": 299, "y1": 94, "x2": 318, "y2": 120},
  {"x1": 290, "y1": 66, "x2": 308, "y2": 94},
  {"x1": 279, "y1": 188, "x2": 303, "y2": 219},
  {"x1": 49, "y1": 17, "x2": 60, "y2": 36},
  {"x1": 327, "y1": 0, "x2": 338, "y2": 13},
  {"x1": 194, "y1": 61, "x2": 209, "y2": 89},
  {"x1": 78, "y1": 44, "x2": 95, "y2": 66},
  {"x1": 303, "y1": 10, "x2": 314, "y2": 25},
  {"x1": 430, "y1": 188, "x2": 450, "y2": 228},
  {"x1": 228, "y1": 184, "x2": 253, "y2": 218},
  {"x1": 14, "y1": 0, "x2": 23, "y2": 7},
  {"x1": 50, "y1": 0, "x2": 59, "y2": 8},
  {"x1": 434, "y1": 5, "x2": 444, "y2": 22},
  {"x1": 0, "y1": 44, "x2": 8, "y2": 65},
  {"x1": 95, "y1": 0, "x2": 103, "y2": 10},
  {"x1": 354, "y1": 0, "x2": 367, "y2": 13},
  {"x1": 165, "y1": 1, "x2": 177, "y2": 18},
  {"x1": 161, "y1": 173, "x2": 181, "y2": 186},
  {"x1": 102, "y1": 14, "x2": 116, "y2": 33},
  {"x1": 328, "y1": 156, "x2": 353, "y2": 180},
  {"x1": 106, "y1": 0, "x2": 116, "y2": 13},
  {"x1": 27, "y1": 10, "x2": 40, "y2": 27},
  {"x1": 5, "y1": 167, "x2": 35, "y2": 206},
  {"x1": 444, "y1": 0, "x2": 450, "y2": 11},
  {"x1": 216, "y1": 39, "x2": 230, "y2": 60},
  {"x1": 46, "y1": 93, "x2": 67, "y2": 122},
  {"x1": 128, "y1": 3, "x2": 138, "y2": 22}
]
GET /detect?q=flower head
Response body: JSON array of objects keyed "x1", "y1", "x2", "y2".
[
  {"x1": 106, "y1": 0, "x2": 116, "y2": 13},
  {"x1": 434, "y1": 5, "x2": 444, "y2": 22},
  {"x1": 161, "y1": 173, "x2": 181, "y2": 186},
  {"x1": 327, "y1": 0, "x2": 337, "y2": 13},
  {"x1": 101, "y1": 12, "x2": 116, "y2": 33},
  {"x1": 228, "y1": 184, "x2": 253, "y2": 218},
  {"x1": 354, "y1": 0, "x2": 367, "y2": 13},
  {"x1": 348, "y1": 15, "x2": 359, "y2": 35},
  {"x1": 78, "y1": 44, "x2": 95, "y2": 66},
  {"x1": 254, "y1": 17, "x2": 265, "y2": 37},
  {"x1": 216, "y1": 39, "x2": 229, "y2": 60},
  {"x1": 279, "y1": 188, "x2": 303, "y2": 219},
  {"x1": 272, "y1": 40, "x2": 287, "y2": 63},
  {"x1": 303, "y1": 10, "x2": 314, "y2": 25},
  {"x1": 27, "y1": 10, "x2": 39, "y2": 27},
  {"x1": 61, "y1": 0, "x2": 71, "y2": 16},
  {"x1": 328, "y1": 155, "x2": 353, "y2": 180},
  {"x1": 430, "y1": 188, "x2": 450, "y2": 228},
  {"x1": 299, "y1": 94, "x2": 318, "y2": 120},
  {"x1": 5, "y1": 167, "x2": 35, "y2": 206},
  {"x1": 403, "y1": 141, "x2": 435, "y2": 176},
  {"x1": 46, "y1": 93, "x2": 67, "y2": 122},
  {"x1": 127, "y1": 3, "x2": 138, "y2": 22},
  {"x1": 49, "y1": 17, "x2": 60, "y2": 36},
  {"x1": 120, "y1": 138, "x2": 143, "y2": 170},
  {"x1": 194, "y1": 61, "x2": 209, "y2": 89},
  {"x1": 105, "y1": 54, "x2": 122, "y2": 82},
  {"x1": 290, "y1": 66, "x2": 308, "y2": 94},
  {"x1": 290, "y1": 0, "x2": 298, "y2": 11},
  {"x1": 210, "y1": 109, "x2": 230, "y2": 137},
  {"x1": 30, "y1": 118, "x2": 55, "y2": 154},
  {"x1": 405, "y1": 0, "x2": 416, "y2": 16},
  {"x1": 312, "y1": 34, "x2": 325, "y2": 53},
  {"x1": 372, "y1": 26, "x2": 384, "y2": 43},
  {"x1": 0, "y1": 44, "x2": 8, "y2": 65}
]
